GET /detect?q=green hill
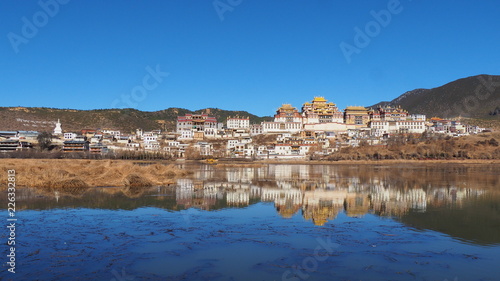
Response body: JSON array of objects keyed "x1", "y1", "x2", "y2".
[{"x1": 0, "y1": 107, "x2": 272, "y2": 133}]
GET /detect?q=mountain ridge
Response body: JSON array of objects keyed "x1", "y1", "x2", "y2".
[
  {"x1": 0, "y1": 106, "x2": 272, "y2": 133},
  {"x1": 1, "y1": 74, "x2": 499, "y2": 133},
  {"x1": 370, "y1": 74, "x2": 500, "y2": 119}
]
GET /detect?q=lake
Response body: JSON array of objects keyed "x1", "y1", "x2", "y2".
[{"x1": 1, "y1": 163, "x2": 499, "y2": 280}]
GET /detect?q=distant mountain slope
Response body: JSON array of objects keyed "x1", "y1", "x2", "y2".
[
  {"x1": 0, "y1": 107, "x2": 272, "y2": 133},
  {"x1": 371, "y1": 75, "x2": 500, "y2": 119},
  {"x1": 3, "y1": 75, "x2": 498, "y2": 133}
]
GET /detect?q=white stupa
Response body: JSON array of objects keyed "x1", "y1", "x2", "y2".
[{"x1": 53, "y1": 119, "x2": 62, "y2": 135}]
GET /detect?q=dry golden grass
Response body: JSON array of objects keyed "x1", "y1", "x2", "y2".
[
  {"x1": 326, "y1": 132, "x2": 500, "y2": 161},
  {"x1": 0, "y1": 159, "x2": 192, "y2": 189},
  {"x1": 124, "y1": 174, "x2": 153, "y2": 188}
]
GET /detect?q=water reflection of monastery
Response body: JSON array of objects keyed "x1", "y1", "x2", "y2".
[{"x1": 175, "y1": 165, "x2": 486, "y2": 226}]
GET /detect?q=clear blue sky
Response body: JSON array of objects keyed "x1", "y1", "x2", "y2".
[{"x1": 1, "y1": 0, "x2": 499, "y2": 116}]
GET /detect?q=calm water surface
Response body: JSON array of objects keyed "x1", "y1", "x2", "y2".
[{"x1": 1, "y1": 164, "x2": 499, "y2": 280}]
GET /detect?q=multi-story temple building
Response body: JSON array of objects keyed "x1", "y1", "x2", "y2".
[
  {"x1": 370, "y1": 105, "x2": 409, "y2": 121},
  {"x1": 261, "y1": 104, "x2": 302, "y2": 133},
  {"x1": 273, "y1": 104, "x2": 303, "y2": 123},
  {"x1": 369, "y1": 106, "x2": 426, "y2": 134},
  {"x1": 344, "y1": 106, "x2": 371, "y2": 126},
  {"x1": 176, "y1": 114, "x2": 219, "y2": 139},
  {"x1": 254, "y1": 98, "x2": 427, "y2": 134},
  {"x1": 302, "y1": 97, "x2": 344, "y2": 124},
  {"x1": 177, "y1": 97, "x2": 427, "y2": 138}
]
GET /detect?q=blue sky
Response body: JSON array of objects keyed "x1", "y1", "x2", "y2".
[{"x1": 1, "y1": 0, "x2": 499, "y2": 116}]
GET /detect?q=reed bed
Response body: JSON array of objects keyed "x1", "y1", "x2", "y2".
[{"x1": 0, "y1": 159, "x2": 191, "y2": 189}]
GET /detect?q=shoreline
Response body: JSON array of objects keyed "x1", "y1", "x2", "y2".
[
  {"x1": 2, "y1": 157, "x2": 500, "y2": 165},
  {"x1": 253, "y1": 159, "x2": 500, "y2": 165},
  {"x1": 2, "y1": 158, "x2": 498, "y2": 191}
]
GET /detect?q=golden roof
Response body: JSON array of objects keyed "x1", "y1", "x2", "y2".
[
  {"x1": 345, "y1": 106, "x2": 368, "y2": 111},
  {"x1": 313, "y1": 96, "x2": 327, "y2": 102},
  {"x1": 280, "y1": 104, "x2": 294, "y2": 109}
]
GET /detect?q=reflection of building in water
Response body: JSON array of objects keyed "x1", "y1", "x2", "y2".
[
  {"x1": 276, "y1": 180, "x2": 294, "y2": 190},
  {"x1": 255, "y1": 166, "x2": 268, "y2": 179},
  {"x1": 297, "y1": 181, "x2": 330, "y2": 191},
  {"x1": 226, "y1": 168, "x2": 254, "y2": 183},
  {"x1": 250, "y1": 185, "x2": 261, "y2": 198},
  {"x1": 370, "y1": 186, "x2": 427, "y2": 216},
  {"x1": 255, "y1": 165, "x2": 312, "y2": 182},
  {"x1": 302, "y1": 190, "x2": 347, "y2": 226},
  {"x1": 226, "y1": 190, "x2": 249, "y2": 206},
  {"x1": 202, "y1": 183, "x2": 225, "y2": 199},
  {"x1": 193, "y1": 165, "x2": 217, "y2": 180},
  {"x1": 344, "y1": 193, "x2": 370, "y2": 217},
  {"x1": 175, "y1": 179, "x2": 218, "y2": 210},
  {"x1": 271, "y1": 165, "x2": 292, "y2": 180},
  {"x1": 370, "y1": 184, "x2": 490, "y2": 217},
  {"x1": 429, "y1": 187, "x2": 485, "y2": 207},
  {"x1": 309, "y1": 165, "x2": 334, "y2": 183},
  {"x1": 176, "y1": 179, "x2": 194, "y2": 206},
  {"x1": 224, "y1": 182, "x2": 254, "y2": 206},
  {"x1": 177, "y1": 181, "x2": 263, "y2": 207},
  {"x1": 298, "y1": 165, "x2": 309, "y2": 179},
  {"x1": 261, "y1": 187, "x2": 303, "y2": 218},
  {"x1": 346, "y1": 177, "x2": 365, "y2": 192},
  {"x1": 175, "y1": 167, "x2": 489, "y2": 223},
  {"x1": 202, "y1": 184, "x2": 223, "y2": 200}
]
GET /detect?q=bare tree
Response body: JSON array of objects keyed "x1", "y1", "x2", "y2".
[{"x1": 37, "y1": 131, "x2": 53, "y2": 151}]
